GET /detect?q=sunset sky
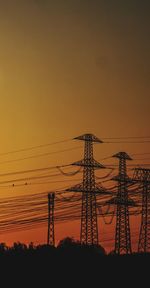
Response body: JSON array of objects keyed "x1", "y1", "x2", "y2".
[{"x1": 0, "y1": 0, "x2": 149, "y2": 252}]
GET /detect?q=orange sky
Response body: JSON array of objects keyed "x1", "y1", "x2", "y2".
[{"x1": 0, "y1": 0, "x2": 149, "y2": 252}]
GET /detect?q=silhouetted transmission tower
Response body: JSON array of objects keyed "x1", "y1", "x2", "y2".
[
  {"x1": 133, "y1": 168, "x2": 150, "y2": 253},
  {"x1": 108, "y1": 152, "x2": 134, "y2": 254},
  {"x1": 47, "y1": 193, "x2": 55, "y2": 246},
  {"x1": 67, "y1": 134, "x2": 106, "y2": 245}
]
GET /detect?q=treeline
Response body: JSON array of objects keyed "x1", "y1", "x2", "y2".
[
  {"x1": 0, "y1": 237, "x2": 149, "y2": 258},
  {"x1": 0, "y1": 237, "x2": 149, "y2": 284},
  {"x1": 0, "y1": 237, "x2": 106, "y2": 257}
]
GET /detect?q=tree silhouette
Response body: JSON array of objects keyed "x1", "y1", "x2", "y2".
[
  {"x1": 57, "y1": 236, "x2": 79, "y2": 248},
  {"x1": 57, "y1": 236, "x2": 106, "y2": 257},
  {"x1": 12, "y1": 242, "x2": 27, "y2": 251},
  {"x1": 0, "y1": 242, "x2": 8, "y2": 253}
]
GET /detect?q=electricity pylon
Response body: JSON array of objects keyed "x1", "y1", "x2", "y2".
[
  {"x1": 108, "y1": 152, "x2": 134, "y2": 254},
  {"x1": 47, "y1": 193, "x2": 55, "y2": 246},
  {"x1": 67, "y1": 133, "x2": 107, "y2": 245},
  {"x1": 133, "y1": 168, "x2": 150, "y2": 253}
]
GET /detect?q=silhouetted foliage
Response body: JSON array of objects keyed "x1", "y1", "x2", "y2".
[
  {"x1": 0, "y1": 239, "x2": 149, "y2": 286},
  {"x1": 56, "y1": 236, "x2": 106, "y2": 261},
  {"x1": 0, "y1": 238, "x2": 150, "y2": 261},
  {"x1": 0, "y1": 242, "x2": 8, "y2": 253},
  {"x1": 57, "y1": 236, "x2": 80, "y2": 248}
]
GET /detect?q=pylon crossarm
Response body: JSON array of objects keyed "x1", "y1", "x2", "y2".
[{"x1": 72, "y1": 159, "x2": 105, "y2": 169}]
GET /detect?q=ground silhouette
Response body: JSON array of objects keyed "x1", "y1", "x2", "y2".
[{"x1": 0, "y1": 237, "x2": 149, "y2": 285}]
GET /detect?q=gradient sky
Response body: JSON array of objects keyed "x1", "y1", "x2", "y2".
[{"x1": 0, "y1": 0, "x2": 149, "y2": 251}]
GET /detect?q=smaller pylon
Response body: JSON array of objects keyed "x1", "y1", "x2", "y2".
[
  {"x1": 108, "y1": 152, "x2": 134, "y2": 255},
  {"x1": 133, "y1": 168, "x2": 150, "y2": 253},
  {"x1": 47, "y1": 193, "x2": 55, "y2": 246}
]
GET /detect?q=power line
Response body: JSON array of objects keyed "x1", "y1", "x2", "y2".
[
  {"x1": 0, "y1": 138, "x2": 72, "y2": 156},
  {"x1": 104, "y1": 141, "x2": 150, "y2": 144},
  {"x1": 131, "y1": 152, "x2": 150, "y2": 156},
  {"x1": 0, "y1": 178, "x2": 82, "y2": 188},
  {"x1": 0, "y1": 136, "x2": 149, "y2": 156},
  {"x1": 0, "y1": 172, "x2": 82, "y2": 186},
  {"x1": 105, "y1": 164, "x2": 150, "y2": 167},
  {"x1": 102, "y1": 136, "x2": 150, "y2": 140},
  {"x1": 0, "y1": 164, "x2": 71, "y2": 178},
  {"x1": 0, "y1": 146, "x2": 82, "y2": 165},
  {"x1": 132, "y1": 158, "x2": 150, "y2": 161}
]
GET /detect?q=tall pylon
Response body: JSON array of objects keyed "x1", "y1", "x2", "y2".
[
  {"x1": 47, "y1": 193, "x2": 55, "y2": 246},
  {"x1": 133, "y1": 168, "x2": 150, "y2": 253},
  {"x1": 108, "y1": 152, "x2": 134, "y2": 254},
  {"x1": 67, "y1": 133, "x2": 106, "y2": 245}
]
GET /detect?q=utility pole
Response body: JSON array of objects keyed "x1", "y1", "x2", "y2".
[
  {"x1": 108, "y1": 152, "x2": 134, "y2": 254},
  {"x1": 133, "y1": 168, "x2": 150, "y2": 253},
  {"x1": 67, "y1": 134, "x2": 107, "y2": 245},
  {"x1": 47, "y1": 193, "x2": 55, "y2": 246}
]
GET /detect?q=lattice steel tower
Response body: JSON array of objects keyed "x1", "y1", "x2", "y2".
[
  {"x1": 133, "y1": 168, "x2": 150, "y2": 253},
  {"x1": 67, "y1": 134, "x2": 106, "y2": 245},
  {"x1": 109, "y1": 152, "x2": 134, "y2": 254},
  {"x1": 47, "y1": 193, "x2": 55, "y2": 246}
]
